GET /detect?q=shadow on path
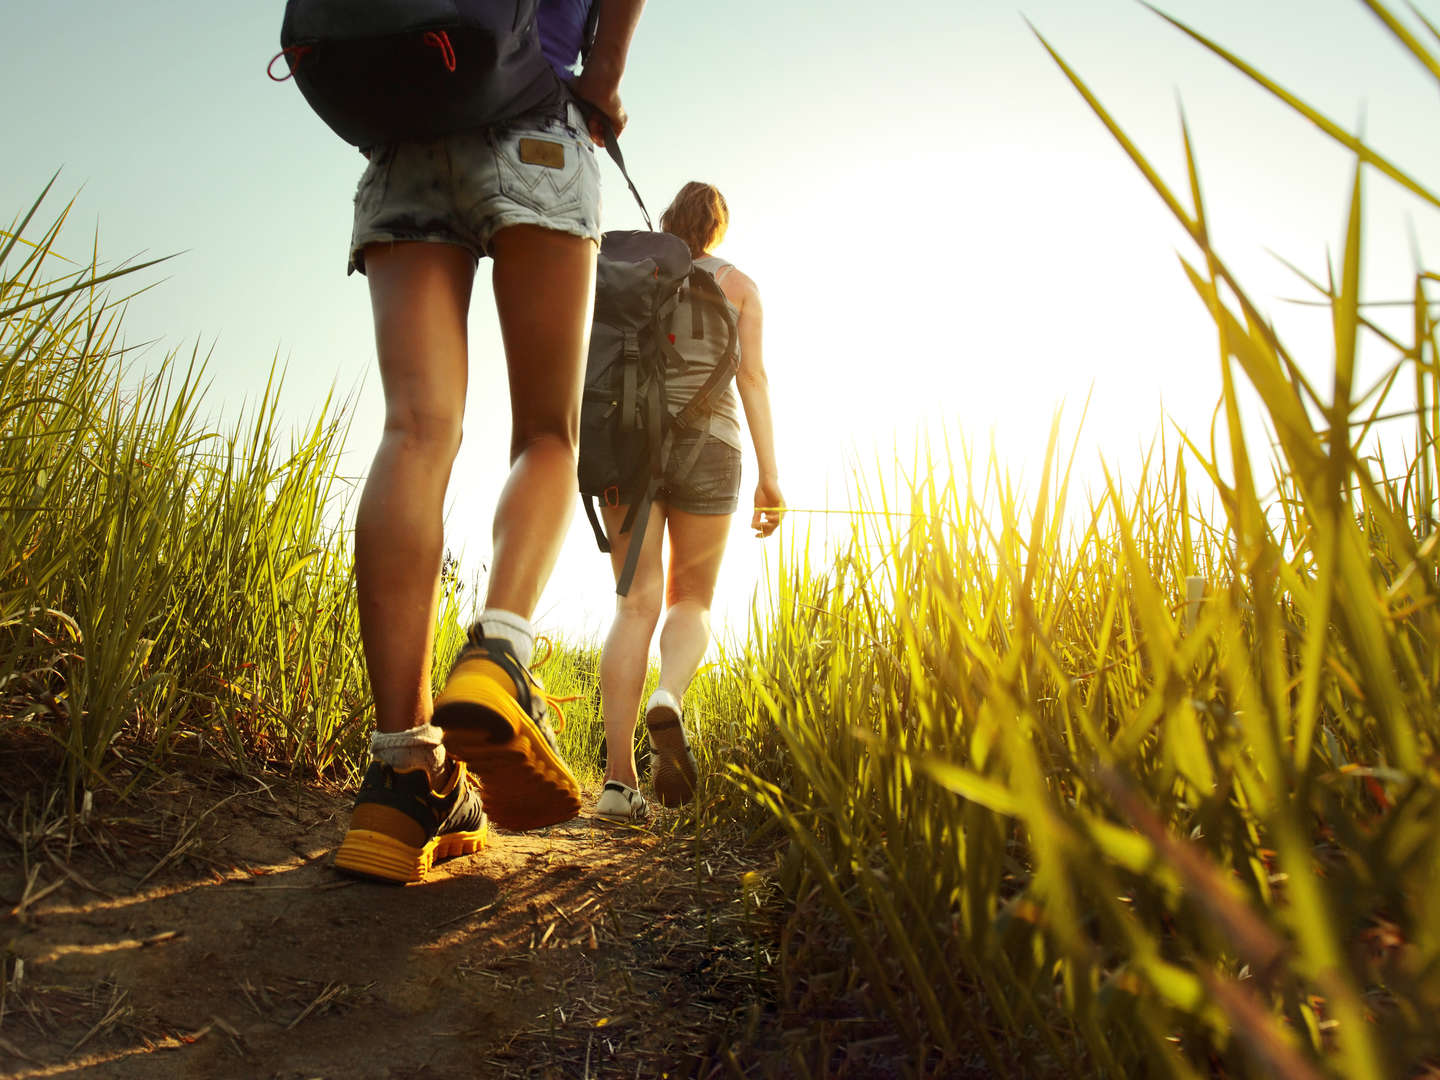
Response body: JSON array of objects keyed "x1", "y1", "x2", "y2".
[{"x1": 1, "y1": 766, "x2": 779, "y2": 1079}]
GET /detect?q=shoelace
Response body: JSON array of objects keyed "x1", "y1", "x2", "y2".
[
  {"x1": 467, "y1": 630, "x2": 581, "y2": 734},
  {"x1": 528, "y1": 635, "x2": 582, "y2": 733}
]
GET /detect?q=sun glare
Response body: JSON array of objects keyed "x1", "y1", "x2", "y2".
[{"x1": 731, "y1": 147, "x2": 1220, "y2": 517}]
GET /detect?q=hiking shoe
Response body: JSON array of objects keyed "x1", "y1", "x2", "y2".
[
  {"x1": 432, "y1": 632, "x2": 582, "y2": 831},
  {"x1": 333, "y1": 760, "x2": 487, "y2": 885},
  {"x1": 595, "y1": 780, "x2": 649, "y2": 823},
  {"x1": 645, "y1": 688, "x2": 698, "y2": 807}
]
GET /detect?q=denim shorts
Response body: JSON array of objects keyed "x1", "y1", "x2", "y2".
[
  {"x1": 348, "y1": 101, "x2": 602, "y2": 274},
  {"x1": 658, "y1": 429, "x2": 742, "y2": 515}
]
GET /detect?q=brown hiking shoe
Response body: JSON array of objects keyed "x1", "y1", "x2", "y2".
[{"x1": 644, "y1": 688, "x2": 698, "y2": 807}]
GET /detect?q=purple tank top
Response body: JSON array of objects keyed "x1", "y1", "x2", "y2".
[{"x1": 538, "y1": 0, "x2": 592, "y2": 78}]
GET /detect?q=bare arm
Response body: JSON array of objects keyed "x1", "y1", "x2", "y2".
[
  {"x1": 722, "y1": 270, "x2": 784, "y2": 538},
  {"x1": 569, "y1": 0, "x2": 647, "y2": 144}
]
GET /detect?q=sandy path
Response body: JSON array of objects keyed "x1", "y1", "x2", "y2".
[{"x1": 1, "y1": 767, "x2": 780, "y2": 1078}]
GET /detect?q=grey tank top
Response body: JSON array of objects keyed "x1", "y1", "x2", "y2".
[{"x1": 665, "y1": 254, "x2": 743, "y2": 451}]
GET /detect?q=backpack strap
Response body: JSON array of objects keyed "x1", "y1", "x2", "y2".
[
  {"x1": 689, "y1": 284, "x2": 704, "y2": 339},
  {"x1": 589, "y1": 111, "x2": 652, "y2": 229},
  {"x1": 665, "y1": 272, "x2": 739, "y2": 492},
  {"x1": 614, "y1": 486, "x2": 653, "y2": 595},
  {"x1": 672, "y1": 360, "x2": 734, "y2": 432},
  {"x1": 610, "y1": 422, "x2": 666, "y2": 596},
  {"x1": 620, "y1": 331, "x2": 640, "y2": 438},
  {"x1": 658, "y1": 325, "x2": 689, "y2": 374},
  {"x1": 581, "y1": 462, "x2": 659, "y2": 596},
  {"x1": 581, "y1": 3, "x2": 600, "y2": 62},
  {"x1": 671, "y1": 273, "x2": 740, "y2": 432},
  {"x1": 669, "y1": 426, "x2": 710, "y2": 483},
  {"x1": 582, "y1": 493, "x2": 610, "y2": 553},
  {"x1": 611, "y1": 335, "x2": 670, "y2": 596}
]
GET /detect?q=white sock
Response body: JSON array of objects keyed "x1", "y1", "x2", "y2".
[
  {"x1": 646, "y1": 687, "x2": 682, "y2": 718},
  {"x1": 479, "y1": 608, "x2": 534, "y2": 667},
  {"x1": 370, "y1": 724, "x2": 446, "y2": 780}
]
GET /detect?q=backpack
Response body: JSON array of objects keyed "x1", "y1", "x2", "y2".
[
  {"x1": 272, "y1": 0, "x2": 655, "y2": 214},
  {"x1": 273, "y1": 0, "x2": 563, "y2": 148},
  {"x1": 579, "y1": 231, "x2": 741, "y2": 596}
]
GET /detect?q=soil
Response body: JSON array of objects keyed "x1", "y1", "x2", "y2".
[{"x1": 0, "y1": 748, "x2": 791, "y2": 1079}]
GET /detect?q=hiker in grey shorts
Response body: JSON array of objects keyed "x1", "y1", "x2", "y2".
[{"x1": 594, "y1": 182, "x2": 785, "y2": 822}]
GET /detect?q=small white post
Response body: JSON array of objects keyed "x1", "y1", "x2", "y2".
[{"x1": 1184, "y1": 576, "x2": 1207, "y2": 633}]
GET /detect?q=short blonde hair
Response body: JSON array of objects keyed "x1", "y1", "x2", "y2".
[{"x1": 659, "y1": 182, "x2": 729, "y2": 258}]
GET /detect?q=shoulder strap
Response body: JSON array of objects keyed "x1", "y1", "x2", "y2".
[
  {"x1": 671, "y1": 272, "x2": 740, "y2": 432},
  {"x1": 580, "y1": 2, "x2": 600, "y2": 62},
  {"x1": 703, "y1": 258, "x2": 736, "y2": 285}
]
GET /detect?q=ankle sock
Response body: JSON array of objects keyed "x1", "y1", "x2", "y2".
[
  {"x1": 646, "y1": 687, "x2": 682, "y2": 718},
  {"x1": 478, "y1": 608, "x2": 534, "y2": 667},
  {"x1": 371, "y1": 723, "x2": 446, "y2": 782}
]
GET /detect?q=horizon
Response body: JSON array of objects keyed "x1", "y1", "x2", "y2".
[{"x1": 4, "y1": 0, "x2": 1438, "y2": 645}]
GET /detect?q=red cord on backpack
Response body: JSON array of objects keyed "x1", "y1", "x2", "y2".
[
  {"x1": 423, "y1": 31, "x2": 457, "y2": 72},
  {"x1": 266, "y1": 45, "x2": 311, "y2": 82}
]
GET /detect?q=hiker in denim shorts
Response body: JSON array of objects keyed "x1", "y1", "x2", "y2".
[
  {"x1": 593, "y1": 183, "x2": 786, "y2": 824},
  {"x1": 334, "y1": 0, "x2": 648, "y2": 884}
]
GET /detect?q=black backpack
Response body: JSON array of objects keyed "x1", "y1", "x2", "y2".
[
  {"x1": 579, "y1": 231, "x2": 741, "y2": 595},
  {"x1": 273, "y1": 0, "x2": 654, "y2": 212},
  {"x1": 273, "y1": 0, "x2": 564, "y2": 148}
]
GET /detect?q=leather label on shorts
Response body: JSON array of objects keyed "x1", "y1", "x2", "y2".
[{"x1": 518, "y1": 138, "x2": 566, "y2": 169}]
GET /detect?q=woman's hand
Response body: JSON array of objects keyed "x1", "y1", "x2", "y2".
[
  {"x1": 568, "y1": 0, "x2": 649, "y2": 146},
  {"x1": 751, "y1": 478, "x2": 785, "y2": 538},
  {"x1": 569, "y1": 64, "x2": 627, "y2": 145}
]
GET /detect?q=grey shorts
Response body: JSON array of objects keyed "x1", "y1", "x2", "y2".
[
  {"x1": 658, "y1": 430, "x2": 742, "y2": 515},
  {"x1": 348, "y1": 101, "x2": 602, "y2": 274}
]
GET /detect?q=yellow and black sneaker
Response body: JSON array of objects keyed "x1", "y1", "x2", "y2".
[
  {"x1": 432, "y1": 633, "x2": 582, "y2": 831},
  {"x1": 333, "y1": 760, "x2": 488, "y2": 884}
]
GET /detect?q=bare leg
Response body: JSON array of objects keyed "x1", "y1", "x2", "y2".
[
  {"x1": 657, "y1": 509, "x2": 733, "y2": 700},
  {"x1": 597, "y1": 502, "x2": 666, "y2": 788},
  {"x1": 423, "y1": 226, "x2": 594, "y2": 834},
  {"x1": 355, "y1": 243, "x2": 473, "y2": 735},
  {"x1": 485, "y1": 225, "x2": 596, "y2": 617}
]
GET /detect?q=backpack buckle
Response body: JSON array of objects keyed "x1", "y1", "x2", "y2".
[{"x1": 604, "y1": 485, "x2": 621, "y2": 508}]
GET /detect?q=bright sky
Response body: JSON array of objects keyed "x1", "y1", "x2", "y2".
[{"x1": 5, "y1": 1, "x2": 1439, "y2": 646}]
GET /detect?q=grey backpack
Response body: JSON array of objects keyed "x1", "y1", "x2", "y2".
[{"x1": 578, "y1": 231, "x2": 740, "y2": 595}]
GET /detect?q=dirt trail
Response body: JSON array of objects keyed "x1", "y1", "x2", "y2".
[{"x1": 0, "y1": 760, "x2": 781, "y2": 1079}]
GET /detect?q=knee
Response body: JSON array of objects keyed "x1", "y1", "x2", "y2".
[
  {"x1": 617, "y1": 585, "x2": 663, "y2": 633},
  {"x1": 510, "y1": 397, "x2": 579, "y2": 462},
  {"x1": 510, "y1": 426, "x2": 578, "y2": 466},
  {"x1": 383, "y1": 402, "x2": 463, "y2": 462},
  {"x1": 609, "y1": 562, "x2": 662, "y2": 628},
  {"x1": 665, "y1": 584, "x2": 715, "y2": 613}
]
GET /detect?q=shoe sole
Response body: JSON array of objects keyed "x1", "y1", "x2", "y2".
[
  {"x1": 646, "y1": 702, "x2": 697, "y2": 808},
  {"x1": 333, "y1": 825, "x2": 487, "y2": 885},
  {"x1": 434, "y1": 663, "x2": 582, "y2": 831},
  {"x1": 593, "y1": 811, "x2": 648, "y2": 825},
  {"x1": 593, "y1": 798, "x2": 650, "y2": 825}
]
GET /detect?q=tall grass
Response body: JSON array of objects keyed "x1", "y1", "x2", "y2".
[
  {"x1": 0, "y1": 179, "x2": 642, "y2": 801},
  {"x1": 702, "y1": 4, "x2": 1440, "y2": 1076},
  {"x1": 0, "y1": 180, "x2": 374, "y2": 800},
  {"x1": 7, "y1": 6, "x2": 1440, "y2": 1072}
]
